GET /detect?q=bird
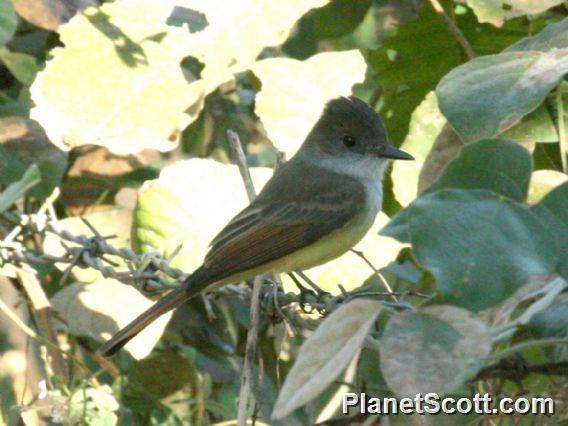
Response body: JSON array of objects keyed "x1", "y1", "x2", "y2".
[{"x1": 98, "y1": 96, "x2": 413, "y2": 356}]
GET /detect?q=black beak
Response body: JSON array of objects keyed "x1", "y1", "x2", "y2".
[{"x1": 374, "y1": 145, "x2": 414, "y2": 160}]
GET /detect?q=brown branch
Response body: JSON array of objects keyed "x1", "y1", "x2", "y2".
[
  {"x1": 16, "y1": 268, "x2": 68, "y2": 381},
  {"x1": 427, "y1": 0, "x2": 476, "y2": 60},
  {"x1": 227, "y1": 129, "x2": 264, "y2": 426}
]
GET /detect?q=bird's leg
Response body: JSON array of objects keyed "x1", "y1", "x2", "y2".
[
  {"x1": 294, "y1": 270, "x2": 329, "y2": 297},
  {"x1": 287, "y1": 272, "x2": 317, "y2": 313}
]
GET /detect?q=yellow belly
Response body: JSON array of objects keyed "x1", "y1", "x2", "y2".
[{"x1": 213, "y1": 207, "x2": 375, "y2": 287}]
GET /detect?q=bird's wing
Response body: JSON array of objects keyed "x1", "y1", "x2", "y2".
[{"x1": 203, "y1": 174, "x2": 366, "y2": 277}]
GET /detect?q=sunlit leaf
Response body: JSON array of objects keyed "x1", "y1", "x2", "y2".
[
  {"x1": 51, "y1": 278, "x2": 172, "y2": 359},
  {"x1": 380, "y1": 305, "x2": 491, "y2": 397},
  {"x1": 30, "y1": 0, "x2": 329, "y2": 154},
  {"x1": 272, "y1": 299, "x2": 382, "y2": 419},
  {"x1": 527, "y1": 169, "x2": 568, "y2": 204},
  {"x1": 391, "y1": 91, "x2": 446, "y2": 206},
  {"x1": 459, "y1": 0, "x2": 563, "y2": 26},
  {"x1": 251, "y1": 51, "x2": 367, "y2": 157}
]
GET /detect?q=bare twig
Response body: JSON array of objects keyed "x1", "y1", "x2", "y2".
[
  {"x1": 228, "y1": 130, "x2": 264, "y2": 426},
  {"x1": 17, "y1": 268, "x2": 68, "y2": 381},
  {"x1": 350, "y1": 249, "x2": 398, "y2": 303},
  {"x1": 427, "y1": 0, "x2": 476, "y2": 60}
]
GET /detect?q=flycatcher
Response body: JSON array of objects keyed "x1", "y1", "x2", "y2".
[{"x1": 99, "y1": 96, "x2": 413, "y2": 356}]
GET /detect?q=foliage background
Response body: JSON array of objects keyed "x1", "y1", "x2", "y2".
[{"x1": 0, "y1": 0, "x2": 567, "y2": 424}]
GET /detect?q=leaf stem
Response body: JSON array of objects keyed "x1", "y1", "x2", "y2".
[
  {"x1": 556, "y1": 86, "x2": 567, "y2": 173},
  {"x1": 490, "y1": 338, "x2": 568, "y2": 362},
  {"x1": 427, "y1": 0, "x2": 476, "y2": 60}
]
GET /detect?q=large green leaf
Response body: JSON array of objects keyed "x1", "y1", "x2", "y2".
[
  {"x1": 409, "y1": 189, "x2": 557, "y2": 311},
  {"x1": 382, "y1": 138, "x2": 533, "y2": 241},
  {"x1": 380, "y1": 305, "x2": 491, "y2": 397},
  {"x1": 0, "y1": 0, "x2": 17, "y2": 46},
  {"x1": 425, "y1": 138, "x2": 532, "y2": 201},
  {"x1": 531, "y1": 182, "x2": 568, "y2": 279},
  {"x1": 437, "y1": 18, "x2": 568, "y2": 142}
]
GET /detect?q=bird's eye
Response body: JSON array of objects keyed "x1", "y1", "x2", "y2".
[{"x1": 342, "y1": 135, "x2": 356, "y2": 147}]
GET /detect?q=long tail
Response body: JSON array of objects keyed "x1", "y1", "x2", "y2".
[{"x1": 97, "y1": 268, "x2": 212, "y2": 357}]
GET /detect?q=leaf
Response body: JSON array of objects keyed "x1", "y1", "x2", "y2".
[
  {"x1": 502, "y1": 103, "x2": 560, "y2": 143},
  {"x1": 51, "y1": 278, "x2": 173, "y2": 359},
  {"x1": 459, "y1": 0, "x2": 563, "y2": 26},
  {"x1": 408, "y1": 189, "x2": 558, "y2": 311},
  {"x1": 528, "y1": 292, "x2": 568, "y2": 339},
  {"x1": 437, "y1": 18, "x2": 568, "y2": 142},
  {"x1": 30, "y1": 0, "x2": 329, "y2": 154},
  {"x1": 391, "y1": 91, "x2": 447, "y2": 206},
  {"x1": 124, "y1": 351, "x2": 203, "y2": 422},
  {"x1": 527, "y1": 169, "x2": 568, "y2": 204},
  {"x1": 379, "y1": 305, "x2": 491, "y2": 397},
  {"x1": 531, "y1": 182, "x2": 568, "y2": 279},
  {"x1": 0, "y1": 0, "x2": 17, "y2": 46},
  {"x1": 12, "y1": 0, "x2": 93, "y2": 31},
  {"x1": 425, "y1": 138, "x2": 532, "y2": 202},
  {"x1": 382, "y1": 138, "x2": 533, "y2": 242},
  {"x1": 30, "y1": 0, "x2": 206, "y2": 155},
  {"x1": 0, "y1": 163, "x2": 40, "y2": 213},
  {"x1": 0, "y1": 118, "x2": 68, "y2": 200},
  {"x1": 0, "y1": 47, "x2": 40, "y2": 85},
  {"x1": 272, "y1": 299, "x2": 382, "y2": 419},
  {"x1": 251, "y1": 51, "x2": 367, "y2": 157}
]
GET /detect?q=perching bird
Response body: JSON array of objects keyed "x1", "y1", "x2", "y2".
[{"x1": 98, "y1": 96, "x2": 413, "y2": 356}]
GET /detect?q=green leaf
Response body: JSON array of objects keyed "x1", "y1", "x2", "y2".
[
  {"x1": 0, "y1": 118, "x2": 68, "y2": 200},
  {"x1": 0, "y1": 163, "x2": 40, "y2": 213},
  {"x1": 531, "y1": 182, "x2": 568, "y2": 280},
  {"x1": 0, "y1": 0, "x2": 17, "y2": 46},
  {"x1": 382, "y1": 138, "x2": 533, "y2": 241},
  {"x1": 273, "y1": 299, "x2": 382, "y2": 419},
  {"x1": 502, "y1": 103, "x2": 560, "y2": 143},
  {"x1": 380, "y1": 305, "x2": 491, "y2": 397},
  {"x1": 459, "y1": 0, "x2": 563, "y2": 26},
  {"x1": 425, "y1": 139, "x2": 532, "y2": 202},
  {"x1": 437, "y1": 18, "x2": 568, "y2": 142},
  {"x1": 409, "y1": 189, "x2": 558, "y2": 311},
  {"x1": 0, "y1": 47, "x2": 40, "y2": 85}
]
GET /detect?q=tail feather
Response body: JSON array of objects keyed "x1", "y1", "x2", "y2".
[{"x1": 97, "y1": 268, "x2": 212, "y2": 357}]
